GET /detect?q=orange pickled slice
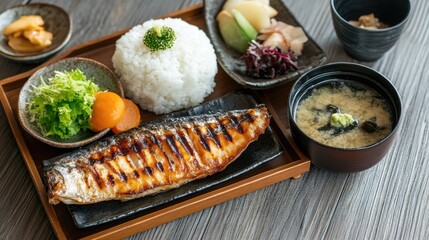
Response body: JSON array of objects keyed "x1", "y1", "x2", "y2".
[
  {"x1": 90, "y1": 92, "x2": 125, "y2": 132},
  {"x1": 112, "y1": 99, "x2": 141, "y2": 134}
]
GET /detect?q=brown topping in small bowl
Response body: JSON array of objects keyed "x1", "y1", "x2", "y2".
[
  {"x1": 349, "y1": 13, "x2": 388, "y2": 30},
  {"x1": 3, "y1": 15, "x2": 53, "y2": 53}
]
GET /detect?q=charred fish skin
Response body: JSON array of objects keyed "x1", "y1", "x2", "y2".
[{"x1": 44, "y1": 105, "x2": 271, "y2": 205}]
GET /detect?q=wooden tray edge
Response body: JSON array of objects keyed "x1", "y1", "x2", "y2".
[
  {"x1": 81, "y1": 160, "x2": 310, "y2": 240},
  {"x1": 0, "y1": 3, "x2": 204, "y2": 87},
  {"x1": 0, "y1": 3, "x2": 311, "y2": 239},
  {"x1": 0, "y1": 86, "x2": 68, "y2": 239},
  {"x1": 0, "y1": 4, "x2": 205, "y2": 240}
]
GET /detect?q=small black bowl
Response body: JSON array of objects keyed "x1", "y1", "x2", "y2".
[
  {"x1": 288, "y1": 63, "x2": 402, "y2": 172},
  {"x1": 331, "y1": 0, "x2": 410, "y2": 61}
]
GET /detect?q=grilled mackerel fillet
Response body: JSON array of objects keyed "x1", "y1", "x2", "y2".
[{"x1": 44, "y1": 105, "x2": 270, "y2": 205}]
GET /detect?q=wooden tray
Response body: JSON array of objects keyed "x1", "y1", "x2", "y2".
[{"x1": 0, "y1": 3, "x2": 310, "y2": 240}]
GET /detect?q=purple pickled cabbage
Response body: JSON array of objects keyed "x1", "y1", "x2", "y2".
[{"x1": 241, "y1": 40, "x2": 298, "y2": 79}]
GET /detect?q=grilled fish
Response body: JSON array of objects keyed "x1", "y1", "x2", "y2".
[{"x1": 44, "y1": 105, "x2": 271, "y2": 205}]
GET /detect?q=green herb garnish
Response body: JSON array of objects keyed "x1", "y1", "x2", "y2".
[
  {"x1": 330, "y1": 113, "x2": 357, "y2": 129},
  {"x1": 27, "y1": 69, "x2": 99, "y2": 139},
  {"x1": 143, "y1": 25, "x2": 176, "y2": 52}
]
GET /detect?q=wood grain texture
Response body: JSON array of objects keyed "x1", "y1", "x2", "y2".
[
  {"x1": 0, "y1": 0, "x2": 38, "y2": 79},
  {"x1": 0, "y1": 0, "x2": 428, "y2": 239},
  {"x1": 0, "y1": 1, "x2": 52, "y2": 239}
]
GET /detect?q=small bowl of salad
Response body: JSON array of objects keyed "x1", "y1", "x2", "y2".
[{"x1": 18, "y1": 57, "x2": 125, "y2": 148}]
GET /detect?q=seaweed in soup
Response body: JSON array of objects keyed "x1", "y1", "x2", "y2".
[{"x1": 296, "y1": 81, "x2": 392, "y2": 148}]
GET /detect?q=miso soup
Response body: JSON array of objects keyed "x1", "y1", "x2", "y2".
[{"x1": 295, "y1": 82, "x2": 392, "y2": 148}]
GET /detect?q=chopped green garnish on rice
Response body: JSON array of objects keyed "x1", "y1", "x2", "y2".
[
  {"x1": 27, "y1": 69, "x2": 99, "y2": 139},
  {"x1": 143, "y1": 25, "x2": 176, "y2": 51}
]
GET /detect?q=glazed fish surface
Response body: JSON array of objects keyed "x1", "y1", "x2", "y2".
[{"x1": 44, "y1": 105, "x2": 271, "y2": 204}]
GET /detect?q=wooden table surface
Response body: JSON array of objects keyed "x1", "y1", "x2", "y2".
[{"x1": 1, "y1": 0, "x2": 428, "y2": 239}]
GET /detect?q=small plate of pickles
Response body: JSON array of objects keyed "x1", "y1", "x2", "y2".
[
  {"x1": 204, "y1": 0, "x2": 327, "y2": 89},
  {"x1": 0, "y1": 3, "x2": 72, "y2": 63}
]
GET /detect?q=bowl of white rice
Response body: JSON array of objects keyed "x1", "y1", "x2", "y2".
[{"x1": 112, "y1": 18, "x2": 218, "y2": 114}]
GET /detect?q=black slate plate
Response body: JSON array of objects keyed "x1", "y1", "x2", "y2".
[
  {"x1": 204, "y1": 0, "x2": 327, "y2": 89},
  {"x1": 65, "y1": 90, "x2": 283, "y2": 228}
]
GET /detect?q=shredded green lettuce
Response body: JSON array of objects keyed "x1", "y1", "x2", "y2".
[{"x1": 27, "y1": 69, "x2": 99, "y2": 139}]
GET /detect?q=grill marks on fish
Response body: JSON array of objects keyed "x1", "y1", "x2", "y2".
[
  {"x1": 229, "y1": 115, "x2": 244, "y2": 133},
  {"x1": 177, "y1": 133, "x2": 194, "y2": 156},
  {"x1": 166, "y1": 135, "x2": 182, "y2": 160},
  {"x1": 207, "y1": 126, "x2": 221, "y2": 148},
  {"x1": 45, "y1": 106, "x2": 270, "y2": 204},
  {"x1": 195, "y1": 127, "x2": 210, "y2": 151},
  {"x1": 218, "y1": 118, "x2": 233, "y2": 142}
]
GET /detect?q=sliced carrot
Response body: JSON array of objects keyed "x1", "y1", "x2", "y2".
[
  {"x1": 90, "y1": 92, "x2": 125, "y2": 132},
  {"x1": 111, "y1": 98, "x2": 141, "y2": 134}
]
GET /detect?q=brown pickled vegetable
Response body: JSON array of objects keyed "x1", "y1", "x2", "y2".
[
  {"x1": 349, "y1": 14, "x2": 388, "y2": 30},
  {"x1": 3, "y1": 15, "x2": 53, "y2": 53}
]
